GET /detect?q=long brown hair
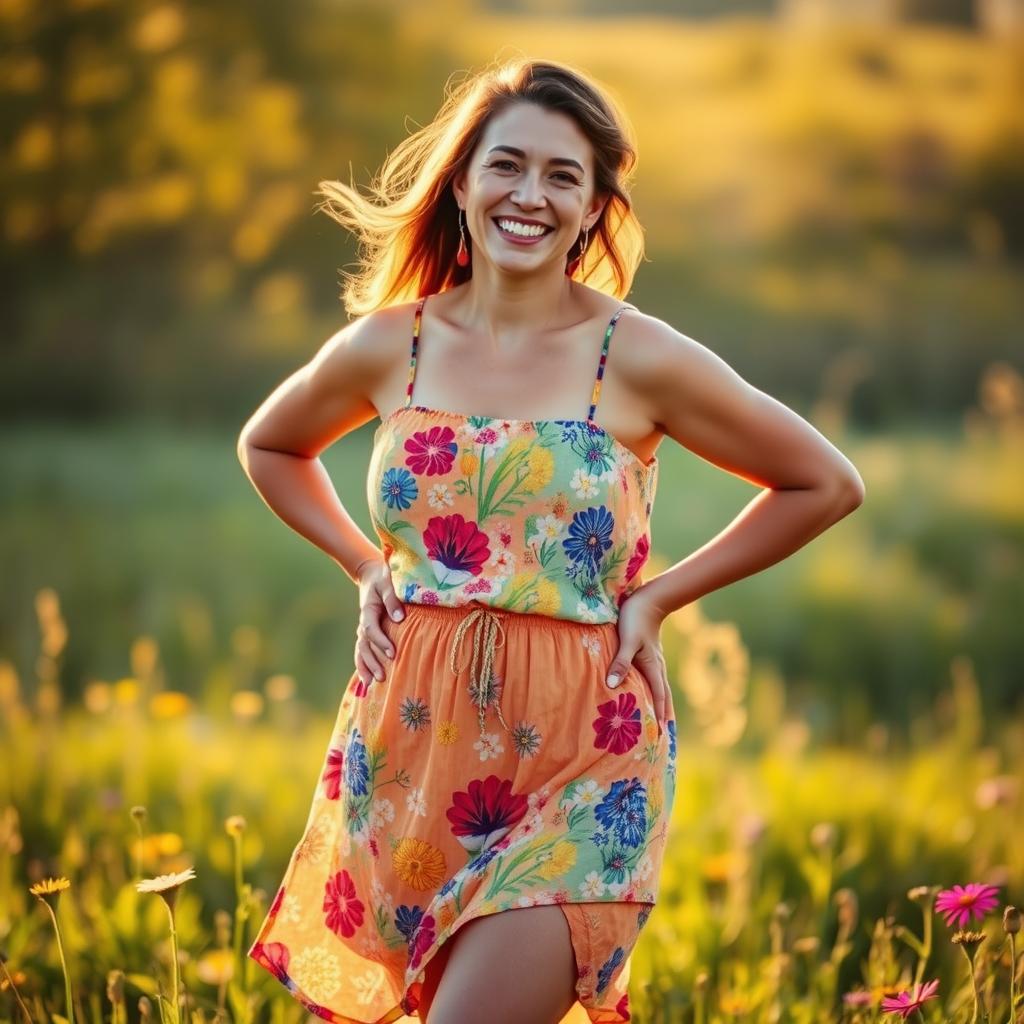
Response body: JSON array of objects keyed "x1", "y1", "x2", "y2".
[{"x1": 316, "y1": 56, "x2": 646, "y2": 317}]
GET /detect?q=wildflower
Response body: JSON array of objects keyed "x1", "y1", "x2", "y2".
[
  {"x1": 28, "y1": 876, "x2": 70, "y2": 903},
  {"x1": 907, "y1": 884, "x2": 939, "y2": 905},
  {"x1": 224, "y1": 815, "x2": 246, "y2": 837},
  {"x1": 951, "y1": 929, "x2": 987, "y2": 959},
  {"x1": 28, "y1": 876, "x2": 75, "y2": 1024},
  {"x1": 934, "y1": 883, "x2": 999, "y2": 928},
  {"x1": 136, "y1": 867, "x2": 194, "y2": 1024},
  {"x1": 880, "y1": 978, "x2": 939, "y2": 1019},
  {"x1": 135, "y1": 866, "x2": 196, "y2": 909}
]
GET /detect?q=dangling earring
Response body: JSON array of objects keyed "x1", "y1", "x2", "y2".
[
  {"x1": 566, "y1": 224, "x2": 589, "y2": 277},
  {"x1": 456, "y1": 207, "x2": 470, "y2": 267}
]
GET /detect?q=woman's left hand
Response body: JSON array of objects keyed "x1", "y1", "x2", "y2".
[{"x1": 605, "y1": 589, "x2": 673, "y2": 738}]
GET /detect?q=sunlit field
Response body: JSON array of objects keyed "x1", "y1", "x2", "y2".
[
  {"x1": 3, "y1": 414, "x2": 1022, "y2": 1023},
  {"x1": 4, "y1": 3, "x2": 1024, "y2": 1021}
]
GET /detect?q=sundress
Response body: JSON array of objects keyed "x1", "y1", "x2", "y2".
[{"x1": 248, "y1": 293, "x2": 678, "y2": 1023}]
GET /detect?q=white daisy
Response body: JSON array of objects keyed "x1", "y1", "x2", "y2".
[
  {"x1": 579, "y1": 871, "x2": 606, "y2": 898},
  {"x1": 527, "y1": 514, "x2": 567, "y2": 545}
]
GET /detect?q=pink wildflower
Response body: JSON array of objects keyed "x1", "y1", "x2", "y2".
[
  {"x1": 934, "y1": 883, "x2": 1000, "y2": 928},
  {"x1": 880, "y1": 979, "x2": 939, "y2": 1019}
]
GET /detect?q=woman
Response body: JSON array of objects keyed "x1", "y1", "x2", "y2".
[{"x1": 239, "y1": 58, "x2": 864, "y2": 1024}]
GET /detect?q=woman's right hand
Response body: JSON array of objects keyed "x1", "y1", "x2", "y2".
[{"x1": 353, "y1": 554, "x2": 405, "y2": 686}]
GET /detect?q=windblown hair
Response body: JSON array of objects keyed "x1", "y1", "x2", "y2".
[{"x1": 316, "y1": 56, "x2": 645, "y2": 317}]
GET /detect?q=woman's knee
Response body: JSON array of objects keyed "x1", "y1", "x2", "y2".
[{"x1": 424, "y1": 905, "x2": 578, "y2": 1024}]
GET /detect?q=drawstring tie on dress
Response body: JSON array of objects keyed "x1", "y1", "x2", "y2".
[{"x1": 447, "y1": 607, "x2": 512, "y2": 739}]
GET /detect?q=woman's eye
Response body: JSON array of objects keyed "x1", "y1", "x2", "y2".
[{"x1": 490, "y1": 160, "x2": 578, "y2": 184}]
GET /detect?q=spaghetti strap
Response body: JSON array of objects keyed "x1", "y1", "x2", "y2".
[
  {"x1": 588, "y1": 303, "x2": 636, "y2": 422},
  {"x1": 404, "y1": 295, "x2": 427, "y2": 408}
]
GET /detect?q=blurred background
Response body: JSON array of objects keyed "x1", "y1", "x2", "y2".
[{"x1": 2, "y1": 2, "x2": 1023, "y2": 1021}]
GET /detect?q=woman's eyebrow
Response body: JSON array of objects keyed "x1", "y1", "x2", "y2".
[{"x1": 486, "y1": 145, "x2": 584, "y2": 174}]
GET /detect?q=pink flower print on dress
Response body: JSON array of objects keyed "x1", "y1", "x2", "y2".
[
  {"x1": 423, "y1": 513, "x2": 491, "y2": 587},
  {"x1": 321, "y1": 746, "x2": 344, "y2": 800},
  {"x1": 323, "y1": 869, "x2": 365, "y2": 938},
  {"x1": 446, "y1": 774, "x2": 529, "y2": 854},
  {"x1": 593, "y1": 692, "x2": 643, "y2": 755},
  {"x1": 403, "y1": 425, "x2": 458, "y2": 476}
]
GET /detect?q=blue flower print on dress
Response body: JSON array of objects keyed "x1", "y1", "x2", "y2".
[
  {"x1": 394, "y1": 904, "x2": 423, "y2": 942},
  {"x1": 596, "y1": 946, "x2": 625, "y2": 995},
  {"x1": 343, "y1": 727, "x2": 370, "y2": 798},
  {"x1": 381, "y1": 467, "x2": 418, "y2": 510},
  {"x1": 667, "y1": 718, "x2": 677, "y2": 762},
  {"x1": 563, "y1": 506, "x2": 615, "y2": 574},
  {"x1": 594, "y1": 777, "x2": 647, "y2": 849}
]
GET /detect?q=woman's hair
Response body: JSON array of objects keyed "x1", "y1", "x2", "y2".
[{"x1": 316, "y1": 56, "x2": 645, "y2": 317}]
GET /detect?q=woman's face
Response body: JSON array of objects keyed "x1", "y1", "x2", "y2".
[{"x1": 454, "y1": 101, "x2": 607, "y2": 277}]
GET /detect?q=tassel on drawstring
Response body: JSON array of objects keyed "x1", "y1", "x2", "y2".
[{"x1": 447, "y1": 608, "x2": 512, "y2": 738}]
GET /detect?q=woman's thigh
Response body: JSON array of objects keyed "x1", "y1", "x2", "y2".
[{"x1": 423, "y1": 904, "x2": 579, "y2": 1024}]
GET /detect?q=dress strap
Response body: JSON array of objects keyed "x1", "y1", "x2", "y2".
[
  {"x1": 404, "y1": 296, "x2": 428, "y2": 408},
  {"x1": 588, "y1": 303, "x2": 637, "y2": 421}
]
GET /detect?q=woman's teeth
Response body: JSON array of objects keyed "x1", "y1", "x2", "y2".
[{"x1": 495, "y1": 218, "x2": 551, "y2": 239}]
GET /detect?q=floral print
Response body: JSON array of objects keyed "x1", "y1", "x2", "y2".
[
  {"x1": 248, "y1": 297, "x2": 674, "y2": 1023},
  {"x1": 366, "y1": 408, "x2": 657, "y2": 623}
]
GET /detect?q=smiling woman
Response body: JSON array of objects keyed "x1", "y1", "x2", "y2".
[{"x1": 240, "y1": 51, "x2": 863, "y2": 1024}]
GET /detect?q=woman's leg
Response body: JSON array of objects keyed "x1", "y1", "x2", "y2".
[
  {"x1": 423, "y1": 904, "x2": 578, "y2": 1024},
  {"x1": 417, "y1": 934, "x2": 454, "y2": 1020}
]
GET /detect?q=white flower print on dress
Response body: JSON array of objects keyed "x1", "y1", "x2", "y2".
[
  {"x1": 406, "y1": 786, "x2": 427, "y2": 817},
  {"x1": 279, "y1": 891, "x2": 302, "y2": 925},
  {"x1": 606, "y1": 878, "x2": 630, "y2": 897},
  {"x1": 561, "y1": 779, "x2": 606, "y2": 810},
  {"x1": 579, "y1": 871, "x2": 607, "y2": 898},
  {"x1": 527, "y1": 513, "x2": 567, "y2": 546},
  {"x1": 370, "y1": 798, "x2": 395, "y2": 828},
  {"x1": 580, "y1": 631, "x2": 603, "y2": 658},
  {"x1": 352, "y1": 967, "x2": 386, "y2": 1006},
  {"x1": 576, "y1": 599, "x2": 612, "y2": 623},
  {"x1": 487, "y1": 546, "x2": 516, "y2": 577},
  {"x1": 570, "y1": 467, "x2": 601, "y2": 499},
  {"x1": 427, "y1": 483, "x2": 455, "y2": 510},
  {"x1": 461, "y1": 421, "x2": 510, "y2": 458},
  {"x1": 289, "y1": 945, "x2": 342, "y2": 1003},
  {"x1": 473, "y1": 731, "x2": 505, "y2": 761}
]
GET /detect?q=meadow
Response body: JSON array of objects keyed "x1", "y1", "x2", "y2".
[{"x1": 2, "y1": 411, "x2": 1021, "y2": 1023}]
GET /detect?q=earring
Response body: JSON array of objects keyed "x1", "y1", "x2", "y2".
[
  {"x1": 456, "y1": 207, "x2": 470, "y2": 267},
  {"x1": 566, "y1": 224, "x2": 589, "y2": 277}
]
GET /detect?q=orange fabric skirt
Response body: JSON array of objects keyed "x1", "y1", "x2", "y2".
[{"x1": 249, "y1": 600, "x2": 677, "y2": 1023}]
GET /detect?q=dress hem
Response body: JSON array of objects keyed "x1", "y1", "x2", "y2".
[{"x1": 248, "y1": 895, "x2": 649, "y2": 1023}]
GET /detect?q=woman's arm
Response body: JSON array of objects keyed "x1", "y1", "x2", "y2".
[
  {"x1": 236, "y1": 305, "x2": 406, "y2": 584},
  {"x1": 624, "y1": 312, "x2": 865, "y2": 617}
]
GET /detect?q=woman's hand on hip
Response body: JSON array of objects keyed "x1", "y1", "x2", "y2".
[
  {"x1": 353, "y1": 554, "x2": 405, "y2": 687},
  {"x1": 605, "y1": 590, "x2": 672, "y2": 737}
]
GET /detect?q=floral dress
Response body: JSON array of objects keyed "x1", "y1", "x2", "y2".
[{"x1": 249, "y1": 294, "x2": 677, "y2": 1023}]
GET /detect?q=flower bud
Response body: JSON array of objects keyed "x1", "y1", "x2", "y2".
[{"x1": 1004, "y1": 905, "x2": 1021, "y2": 935}]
